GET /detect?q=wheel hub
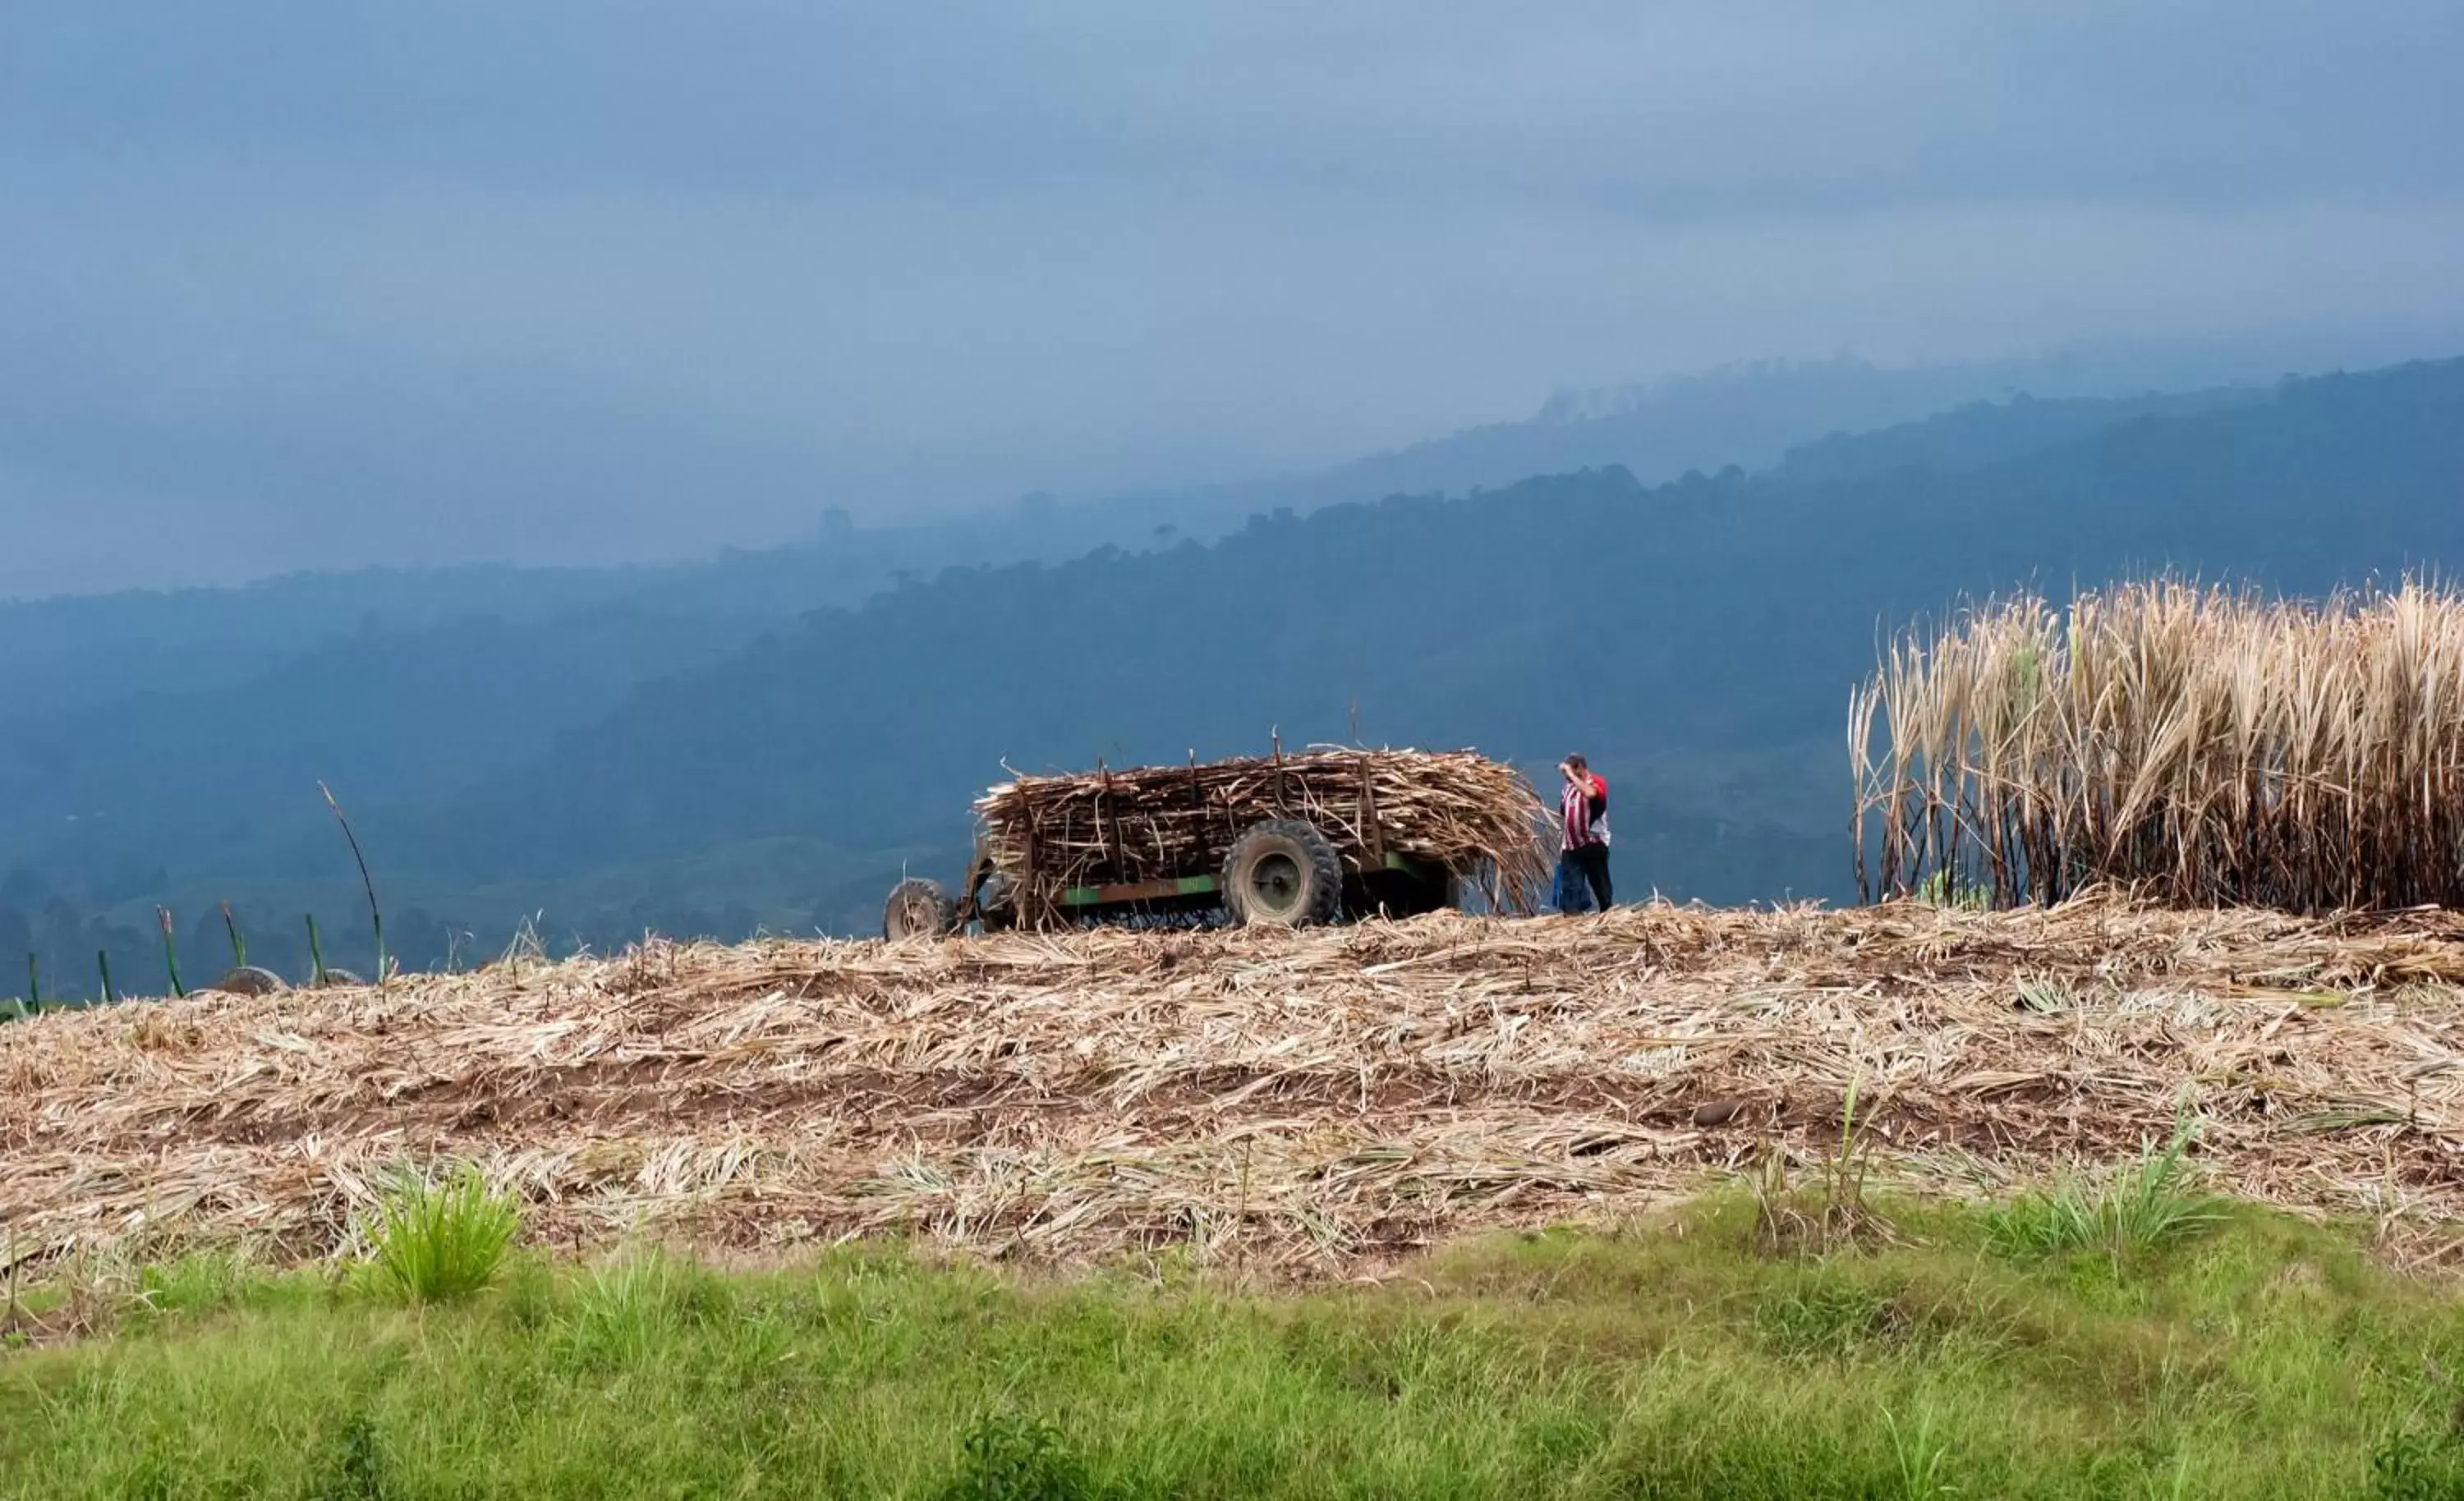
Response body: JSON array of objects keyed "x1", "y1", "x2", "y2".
[
  {"x1": 1249, "y1": 851, "x2": 1303, "y2": 916},
  {"x1": 890, "y1": 893, "x2": 935, "y2": 937}
]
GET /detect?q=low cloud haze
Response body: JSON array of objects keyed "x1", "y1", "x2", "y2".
[{"x1": 6, "y1": 2, "x2": 2461, "y2": 597}]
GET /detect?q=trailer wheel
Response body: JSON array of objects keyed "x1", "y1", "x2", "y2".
[
  {"x1": 209, "y1": 965, "x2": 287, "y2": 995},
  {"x1": 977, "y1": 872, "x2": 1019, "y2": 932},
  {"x1": 1221, "y1": 819, "x2": 1343, "y2": 927},
  {"x1": 313, "y1": 968, "x2": 366, "y2": 989},
  {"x1": 883, "y1": 878, "x2": 957, "y2": 941}
]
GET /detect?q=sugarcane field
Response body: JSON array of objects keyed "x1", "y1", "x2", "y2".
[
  {"x1": 17, "y1": 33, "x2": 2464, "y2": 1490},
  {"x1": 9, "y1": 896, "x2": 2464, "y2": 1278},
  {"x1": 13, "y1": 580, "x2": 2464, "y2": 1282},
  {"x1": 16, "y1": 634, "x2": 2464, "y2": 1499}
]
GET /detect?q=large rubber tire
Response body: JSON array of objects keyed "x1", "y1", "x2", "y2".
[
  {"x1": 883, "y1": 878, "x2": 957, "y2": 941},
  {"x1": 977, "y1": 872, "x2": 1019, "y2": 933},
  {"x1": 1221, "y1": 819, "x2": 1344, "y2": 928},
  {"x1": 313, "y1": 968, "x2": 367, "y2": 989},
  {"x1": 209, "y1": 965, "x2": 287, "y2": 995}
]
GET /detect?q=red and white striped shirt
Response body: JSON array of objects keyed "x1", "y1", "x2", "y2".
[{"x1": 1561, "y1": 773, "x2": 1608, "y2": 849}]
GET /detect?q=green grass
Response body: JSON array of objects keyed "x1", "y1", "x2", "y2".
[
  {"x1": 1988, "y1": 1114, "x2": 2227, "y2": 1272},
  {"x1": 1913, "y1": 869, "x2": 1991, "y2": 911},
  {"x1": 7, "y1": 1196, "x2": 2464, "y2": 1498},
  {"x1": 365, "y1": 1165, "x2": 522, "y2": 1304}
]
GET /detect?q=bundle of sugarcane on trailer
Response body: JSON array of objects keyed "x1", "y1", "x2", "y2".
[{"x1": 882, "y1": 743, "x2": 1551, "y2": 937}]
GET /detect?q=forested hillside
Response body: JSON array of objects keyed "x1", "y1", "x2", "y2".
[
  {"x1": 4, "y1": 357, "x2": 2457, "y2": 991},
  {"x1": 421, "y1": 357, "x2": 2462, "y2": 899},
  {"x1": 0, "y1": 350, "x2": 2291, "y2": 718}
]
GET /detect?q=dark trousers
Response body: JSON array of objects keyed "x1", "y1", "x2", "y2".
[{"x1": 1555, "y1": 843, "x2": 1612, "y2": 913}]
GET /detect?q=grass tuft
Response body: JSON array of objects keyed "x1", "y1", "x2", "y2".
[
  {"x1": 1988, "y1": 1113, "x2": 2224, "y2": 1269},
  {"x1": 1880, "y1": 1402, "x2": 1956, "y2": 1499},
  {"x1": 2372, "y1": 1422, "x2": 2464, "y2": 1501},
  {"x1": 935, "y1": 1413, "x2": 1110, "y2": 1501},
  {"x1": 1751, "y1": 1073, "x2": 1892, "y2": 1255},
  {"x1": 366, "y1": 1165, "x2": 520, "y2": 1305},
  {"x1": 1914, "y1": 870, "x2": 1988, "y2": 911},
  {"x1": 560, "y1": 1247, "x2": 732, "y2": 1366}
]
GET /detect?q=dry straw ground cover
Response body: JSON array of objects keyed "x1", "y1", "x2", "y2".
[{"x1": 10, "y1": 896, "x2": 2464, "y2": 1278}]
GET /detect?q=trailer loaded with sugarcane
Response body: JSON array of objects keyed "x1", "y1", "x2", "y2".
[{"x1": 882, "y1": 745, "x2": 1551, "y2": 937}]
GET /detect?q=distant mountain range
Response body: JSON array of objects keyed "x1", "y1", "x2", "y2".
[
  {"x1": 0, "y1": 341, "x2": 2336, "y2": 718},
  {"x1": 406, "y1": 355, "x2": 2459, "y2": 903},
  {"x1": 2, "y1": 351, "x2": 2458, "y2": 992}
]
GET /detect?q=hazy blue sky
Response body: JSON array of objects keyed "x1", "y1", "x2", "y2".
[{"x1": 5, "y1": 2, "x2": 2461, "y2": 595}]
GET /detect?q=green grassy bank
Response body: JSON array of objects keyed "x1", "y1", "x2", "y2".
[{"x1": 7, "y1": 1195, "x2": 2464, "y2": 1499}]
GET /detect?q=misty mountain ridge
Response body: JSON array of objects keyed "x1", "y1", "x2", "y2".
[
  {"x1": 4, "y1": 352, "x2": 2456, "y2": 994},
  {"x1": 0, "y1": 340, "x2": 2382, "y2": 725},
  {"x1": 1527, "y1": 328, "x2": 2430, "y2": 425},
  {"x1": 410, "y1": 354, "x2": 2457, "y2": 895}
]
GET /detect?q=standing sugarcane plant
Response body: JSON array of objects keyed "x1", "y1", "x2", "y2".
[
  {"x1": 156, "y1": 907, "x2": 186, "y2": 998},
  {"x1": 222, "y1": 901, "x2": 247, "y2": 969},
  {"x1": 25, "y1": 953, "x2": 39, "y2": 1014},
  {"x1": 1852, "y1": 576, "x2": 2464, "y2": 912},
  {"x1": 96, "y1": 949, "x2": 115, "y2": 1007},
  {"x1": 306, "y1": 913, "x2": 329, "y2": 986},
  {"x1": 319, "y1": 781, "x2": 386, "y2": 985}
]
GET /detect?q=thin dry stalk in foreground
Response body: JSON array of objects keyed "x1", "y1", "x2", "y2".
[
  {"x1": 1853, "y1": 579, "x2": 2464, "y2": 911},
  {"x1": 9, "y1": 896, "x2": 2464, "y2": 1280}
]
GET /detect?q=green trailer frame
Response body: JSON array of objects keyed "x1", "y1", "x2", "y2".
[
  {"x1": 910, "y1": 836, "x2": 1456, "y2": 935},
  {"x1": 1049, "y1": 849, "x2": 1451, "y2": 913}
]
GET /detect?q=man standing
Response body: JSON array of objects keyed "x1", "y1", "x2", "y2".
[{"x1": 1555, "y1": 754, "x2": 1612, "y2": 913}]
